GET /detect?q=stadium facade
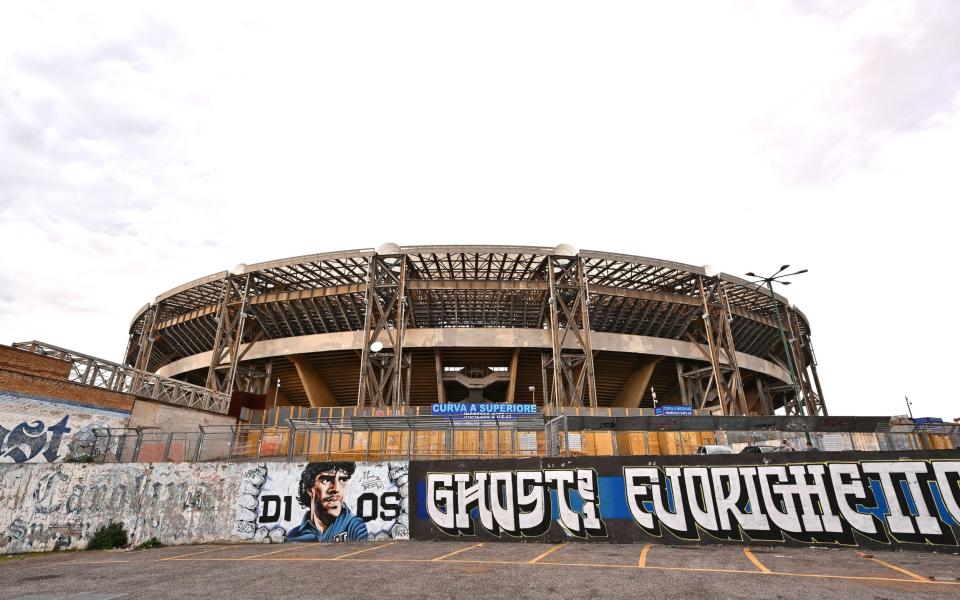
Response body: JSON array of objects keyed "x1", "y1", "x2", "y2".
[{"x1": 123, "y1": 244, "x2": 826, "y2": 417}]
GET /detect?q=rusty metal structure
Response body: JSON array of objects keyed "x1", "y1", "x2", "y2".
[{"x1": 123, "y1": 245, "x2": 827, "y2": 416}]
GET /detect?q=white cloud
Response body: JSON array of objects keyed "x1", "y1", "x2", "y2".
[{"x1": 1, "y1": 0, "x2": 957, "y2": 418}]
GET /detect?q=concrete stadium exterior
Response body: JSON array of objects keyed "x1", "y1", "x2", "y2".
[{"x1": 124, "y1": 244, "x2": 826, "y2": 416}]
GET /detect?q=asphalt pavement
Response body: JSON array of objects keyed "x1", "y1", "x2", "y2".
[{"x1": 2, "y1": 541, "x2": 959, "y2": 599}]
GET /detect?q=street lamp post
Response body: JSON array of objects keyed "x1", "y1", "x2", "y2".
[
  {"x1": 528, "y1": 385, "x2": 536, "y2": 404},
  {"x1": 746, "y1": 266, "x2": 807, "y2": 416}
]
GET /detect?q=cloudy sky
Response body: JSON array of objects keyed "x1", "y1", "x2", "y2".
[{"x1": 1, "y1": 1, "x2": 958, "y2": 418}]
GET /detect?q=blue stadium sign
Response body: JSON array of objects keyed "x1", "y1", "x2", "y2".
[
  {"x1": 655, "y1": 405, "x2": 693, "y2": 416},
  {"x1": 431, "y1": 403, "x2": 538, "y2": 419}
]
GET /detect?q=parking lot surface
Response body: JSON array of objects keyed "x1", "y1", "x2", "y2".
[{"x1": 2, "y1": 541, "x2": 959, "y2": 599}]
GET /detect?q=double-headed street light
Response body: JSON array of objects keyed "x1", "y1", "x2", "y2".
[{"x1": 746, "y1": 265, "x2": 807, "y2": 416}]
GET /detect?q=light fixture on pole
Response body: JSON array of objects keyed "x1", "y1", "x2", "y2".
[
  {"x1": 271, "y1": 378, "x2": 281, "y2": 412},
  {"x1": 745, "y1": 265, "x2": 808, "y2": 415},
  {"x1": 904, "y1": 395, "x2": 914, "y2": 420},
  {"x1": 528, "y1": 385, "x2": 536, "y2": 404},
  {"x1": 650, "y1": 386, "x2": 657, "y2": 411}
]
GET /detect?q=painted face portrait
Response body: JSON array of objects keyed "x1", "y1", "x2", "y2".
[{"x1": 309, "y1": 469, "x2": 351, "y2": 519}]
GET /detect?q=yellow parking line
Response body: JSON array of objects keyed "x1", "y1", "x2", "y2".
[
  {"x1": 239, "y1": 544, "x2": 306, "y2": 560},
  {"x1": 142, "y1": 552, "x2": 960, "y2": 585},
  {"x1": 333, "y1": 541, "x2": 399, "y2": 560},
  {"x1": 528, "y1": 544, "x2": 564, "y2": 564},
  {"x1": 638, "y1": 544, "x2": 651, "y2": 568},
  {"x1": 432, "y1": 543, "x2": 483, "y2": 561},
  {"x1": 161, "y1": 546, "x2": 228, "y2": 561},
  {"x1": 743, "y1": 548, "x2": 771, "y2": 574},
  {"x1": 70, "y1": 560, "x2": 131, "y2": 564},
  {"x1": 856, "y1": 552, "x2": 926, "y2": 582}
]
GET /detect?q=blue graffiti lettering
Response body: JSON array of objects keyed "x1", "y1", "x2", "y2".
[{"x1": 0, "y1": 416, "x2": 72, "y2": 463}]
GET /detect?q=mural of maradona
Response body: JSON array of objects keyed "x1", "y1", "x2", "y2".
[{"x1": 234, "y1": 461, "x2": 409, "y2": 543}]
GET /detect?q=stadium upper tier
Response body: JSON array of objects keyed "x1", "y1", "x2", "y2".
[{"x1": 124, "y1": 245, "x2": 822, "y2": 413}]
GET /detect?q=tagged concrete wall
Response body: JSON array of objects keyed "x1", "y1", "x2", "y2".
[
  {"x1": 410, "y1": 451, "x2": 960, "y2": 551},
  {"x1": 0, "y1": 394, "x2": 131, "y2": 463},
  {"x1": 0, "y1": 462, "x2": 237, "y2": 553},
  {"x1": 3, "y1": 452, "x2": 960, "y2": 554},
  {"x1": 0, "y1": 460, "x2": 409, "y2": 554}
]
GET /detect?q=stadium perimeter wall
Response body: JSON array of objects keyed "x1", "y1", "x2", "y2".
[
  {"x1": 2, "y1": 452, "x2": 959, "y2": 554},
  {"x1": 0, "y1": 345, "x2": 235, "y2": 464}
]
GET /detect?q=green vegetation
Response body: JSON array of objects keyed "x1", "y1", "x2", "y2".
[
  {"x1": 86, "y1": 523, "x2": 128, "y2": 550},
  {"x1": 134, "y1": 537, "x2": 164, "y2": 550}
]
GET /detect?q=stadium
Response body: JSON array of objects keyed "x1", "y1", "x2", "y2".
[
  {"x1": 5, "y1": 245, "x2": 960, "y2": 562},
  {"x1": 122, "y1": 243, "x2": 827, "y2": 417}
]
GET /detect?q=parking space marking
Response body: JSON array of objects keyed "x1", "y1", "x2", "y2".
[
  {"x1": 160, "y1": 546, "x2": 228, "y2": 561},
  {"x1": 332, "y1": 541, "x2": 399, "y2": 560},
  {"x1": 68, "y1": 560, "x2": 132, "y2": 564},
  {"x1": 856, "y1": 552, "x2": 927, "y2": 582},
  {"x1": 528, "y1": 545, "x2": 564, "y2": 564},
  {"x1": 125, "y1": 544, "x2": 960, "y2": 587},
  {"x1": 239, "y1": 544, "x2": 306, "y2": 560},
  {"x1": 638, "y1": 544, "x2": 650, "y2": 568},
  {"x1": 432, "y1": 543, "x2": 483, "y2": 561},
  {"x1": 742, "y1": 548, "x2": 770, "y2": 574}
]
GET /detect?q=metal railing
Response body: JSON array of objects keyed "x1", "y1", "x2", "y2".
[
  {"x1": 59, "y1": 418, "x2": 960, "y2": 464},
  {"x1": 12, "y1": 341, "x2": 231, "y2": 414}
]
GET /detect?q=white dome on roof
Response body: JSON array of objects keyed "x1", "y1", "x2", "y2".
[
  {"x1": 553, "y1": 243, "x2": 579, "y2": 256},
  {"x1": 376, "y1": 242, "x2": 401, "y2": 255}
]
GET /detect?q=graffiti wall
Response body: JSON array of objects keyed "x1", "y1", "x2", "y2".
[
  {"x1": 3, "y1": 452, "x2": 960, "y2": 554},
  {"x1": 0, "y1": 462, "x2": 236, "y2": 553},
  {"x1": 410, "y1": 452, "x2": 960, "y2": 550},
  {"x1": 0, "y1": 394, "x2": 131, "y2": 464},
  {"x1": 233, "y1": 461, "x2": 409, "y2": 543}
]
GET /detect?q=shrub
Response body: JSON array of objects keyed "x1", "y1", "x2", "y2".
[
  {"x1": 134, "y1": 537, "x2": 164, "y2": 551},
  {"x1": 86, "y1": 523, "x2": 128, "y2": 550}
]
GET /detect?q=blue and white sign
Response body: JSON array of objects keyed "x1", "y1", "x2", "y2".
[
  {"x1": 431, "y1": 403, "x2": 538, "y2": 419},
  {"x1": 655, "y1": 405, "x2": 693, "y2": 416}
]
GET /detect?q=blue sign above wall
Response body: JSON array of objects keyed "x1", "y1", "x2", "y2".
[
  {"x1": 655, "y1": 405, "x2": 693, "y2": 416},
  {"x1": 431, "y1": 403, "x2": 538, "y2": 419}
]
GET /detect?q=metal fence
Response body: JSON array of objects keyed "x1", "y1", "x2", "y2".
[
  {"x1": 63, "y1": 417, "x2": 960, "y2": 464},
  {"x1": 12, "y1": 340, "x2": 231, "y2": 413}
]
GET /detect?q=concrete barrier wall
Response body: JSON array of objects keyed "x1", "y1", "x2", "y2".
[
  {"x1": 0, "y1": 393, "x2": 131, "y2": 463},
  {"x1": 3, "y1": 451, "x2": 959, "y2": 554},
  {"x1": 0, "y1": 462, "x2": 235, "y2": 553},
  {"x1": 0, "y1": 460, "x2": 408, "y2": 553},
  {"x1": 410, "y1": 451, "x2": 960, "y2": 551}
]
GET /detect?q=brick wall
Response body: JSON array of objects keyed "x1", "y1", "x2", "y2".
[
  {"x1": 0, "y1": 345, "x2": 71, "y2": 380},
  {"x1": 0, "y1": 368, "x2": 135, "y2": 413}
]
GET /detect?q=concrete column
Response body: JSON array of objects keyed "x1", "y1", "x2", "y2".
[
  {"x1": 506, "y1": 348, "x2": 520, "y2": 403},
  {"x1": 612, "y1": 357, "x2": 663, "y2": 408},
  {"x1": 434, "y1": 349, "x2": 446, "y2": 404},
  {"x1": 288, "y1": 355, "x2": 338, "y2": 407}
]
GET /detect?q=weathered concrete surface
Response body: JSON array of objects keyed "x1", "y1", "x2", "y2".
[
  {"x1": 0, "y1": 460, "x2": 408, "y2": 554},
  {"x1": 0, "y1": 463, "x2": 237, "y2": 553},
  {"x1": 156, "y1": 328, "x2": 793, "y2": 384},
  {"x1": 0, "y1": 394, "x2": 131, "y2": 464},
  {"x1": 127, "y1": 399, "x2": 237, "y2": 431},
  {"x1": 1, "y1": 542, "x2": 959, "y2": 600}
]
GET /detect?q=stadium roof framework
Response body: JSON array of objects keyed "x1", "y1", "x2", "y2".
[{"x1": 123, "y1": 245, "x2": 826, "y2": 416}]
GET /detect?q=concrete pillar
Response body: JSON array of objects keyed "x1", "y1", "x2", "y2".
[
  {"x1": 506, "y1": 348, "x2": 520, "y2": 403},
  {"x1": 288, "y1": 355, "x2": 338, "y2": 407},
  {"x1": 434, "y1": 349, "x2": 446, "y2": 404},
  {"x1": 613, "y1": 357, "x2": 663, "y2": 408}
]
